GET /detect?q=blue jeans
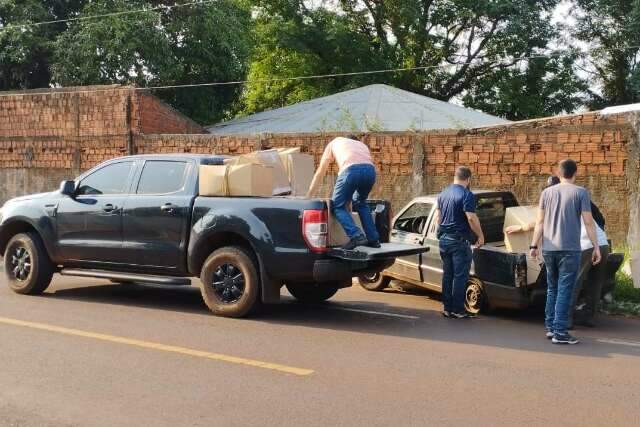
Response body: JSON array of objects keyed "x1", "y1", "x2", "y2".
[
  {"x1": 543, "y1": 251, "x2": 581, "y2": 335},
  {"x1": 331, "y1": 164, "x2": 380, "y2": 242},
  {"x1": 439, "y1": 235, "x2": 472, "y2": 314}
]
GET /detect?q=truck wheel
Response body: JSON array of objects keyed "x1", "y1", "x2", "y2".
[
  {"x1": 4, "y1": 232, "x2": 54, "y2": 295},
  {"x1": 465, "y1": 278, "x2": 487, "y2": 315},
  {"x1": 286, "y1": 282, "x2": 339, "y2": 303},
  {"x1": 358, "y1": 273, "x2": 391, "y2": 291},
  {"x1": 200, "y1": 246, "x2": 259, "y2": 318}
]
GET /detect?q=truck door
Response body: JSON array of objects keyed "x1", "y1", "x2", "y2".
[
  {"x1": 56, "y1": 160, "x2": 136, "y2": 265},
  {"x1": 121, "y1": 160, "x2": 193, "y2": 272},
  {"x1": 387, "y1": 202, "x2": 433, "y2": 282}
]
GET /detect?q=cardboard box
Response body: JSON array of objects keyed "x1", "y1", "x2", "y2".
[
  {"x1": 504, "y1": 206, "x2": 537, "y2": 253},
  {"x1": 199, "y1": 163, "x2": 273, "y2": 197},
  {"x1": 281, "y1": 152, "x2": 315, "y2": 196},
  {"x1": 232, "y1": 149, "x2": 291, "y2": 195},
  {"x1": 503, "y1": 205, "x2": 541, "y2": 284}
]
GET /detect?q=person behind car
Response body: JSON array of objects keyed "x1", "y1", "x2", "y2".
[
  {"x1": 529, "y1": 160, "x2": 601, "y2": 345},
  {"x1": 435, "y1": 166, "x2": 485, "y2": 319},
  {"x1": 572, "y1": 217, "x2": 610, "y2": 327},
  {"x1": 307, "y1": 135, "x2": 380, "y2": 250}
]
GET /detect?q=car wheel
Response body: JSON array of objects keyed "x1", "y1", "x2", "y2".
[
  {"x1": 200, "y1": 246, "x2": 260, "y2": 318},
  {"x1": 465, "y1": 278, "x2": 487, "y2": 315},
  {"x1": 4, "y1": 232, "x2": 54, "y2": 295},
  {"x1": 286, "y1": 282, "x2": 339, "y2": 303},
  {"x1": 357, "y1": 272, "x2": 391, "y2": 291}
]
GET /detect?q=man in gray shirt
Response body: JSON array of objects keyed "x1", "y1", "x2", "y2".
[{"x1": 530, "y1": 159, "x2": 601, "y2": 345}]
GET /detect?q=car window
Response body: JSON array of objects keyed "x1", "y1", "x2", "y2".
[
  {"x1": 394, "y1": 203, "x2": 433, "y2": 235},
  {"x1": 77, "y1": 162, "x2": 133, "y2": 196},
  {"x1": 137, "y1": 161, "x2": 188, "y2": 195}
]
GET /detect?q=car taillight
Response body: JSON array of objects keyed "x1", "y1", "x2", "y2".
[{"x1": 302, "y1": 209, "x2": 328, "y2": 253}]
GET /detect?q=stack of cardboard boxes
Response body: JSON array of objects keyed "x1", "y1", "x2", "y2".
[{"x1": 199, "y1": 148, "x2": 314, "y2": 197}]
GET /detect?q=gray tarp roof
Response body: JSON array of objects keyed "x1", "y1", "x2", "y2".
[{"x1": 208, "y1": 84, "x2": 510, "y2": 134}]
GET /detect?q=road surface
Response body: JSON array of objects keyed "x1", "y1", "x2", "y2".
[{"x1": 1, "y1": 273, "x2": 639, "y2": 426}]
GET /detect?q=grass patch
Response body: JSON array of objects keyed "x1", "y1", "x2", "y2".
[{"x1": 603, "y1": 248, "x2": 640, "y2": 316}]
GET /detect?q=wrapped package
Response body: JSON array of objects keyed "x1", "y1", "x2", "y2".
[
  {"x1": 199, "y1": 163, "x2": 274, "y2": 197},
  {"x1": 504, "y1": 205, "x2": 542, "y2": 284},
  {"x1": 280, "y1": 152, "x2": 315, "y2": 196},
  {"x1": 231, "y1": 149, "x2": 291, "y2": 195}
]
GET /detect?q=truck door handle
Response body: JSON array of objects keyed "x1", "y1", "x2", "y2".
[
  {"x1": 160, "y1": 203, "x2": 175, "y2": 213},
  {"x1": 102, "y1": 204, "x2": 117, "y2": 213}
]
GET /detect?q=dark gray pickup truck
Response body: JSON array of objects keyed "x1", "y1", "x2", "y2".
[
  {"x1": 0, "y1": 154, "x2": 426, "y2": 317},
  {"x1": 358, "y1": 191, "x2": 624, "y2": 313}
]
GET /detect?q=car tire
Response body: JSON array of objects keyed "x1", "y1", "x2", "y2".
[
  {"x1": 200, "y1": 246, "x2": 260, "y2": 318},
  {"x1": 465, "y1": 277, "x2": 488, "y2": 314},
  {"x1": 4, "y1": 232, "x2": 54, "y2": 295},
  {"x1": 357, "y1": 272, "x2": 391, "y2": 291},
  {"x1": 286, "y1": 282, "x2": 339, "y2": 303}
]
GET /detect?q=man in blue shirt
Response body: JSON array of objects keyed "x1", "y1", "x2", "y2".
[{"x1": 436, "y1": 166, "x2": 485, "y2": 319}]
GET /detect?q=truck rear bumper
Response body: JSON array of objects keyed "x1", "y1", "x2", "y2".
[{"x1": 313, "y1": 259, "x2": 394, "y2": 283}]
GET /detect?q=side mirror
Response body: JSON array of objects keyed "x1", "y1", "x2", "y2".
[{"x1": 59, "y1": 180, "x2": 76, "y2": 197}]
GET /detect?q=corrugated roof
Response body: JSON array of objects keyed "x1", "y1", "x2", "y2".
[{"x1": 208, "y1": 84, "x2": 510, "y2": 134}]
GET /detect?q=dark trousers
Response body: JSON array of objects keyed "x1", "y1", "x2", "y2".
[
  {"x1": 568, "y1": 248, "x2": 594, "y2": 327},
  {"x1": 574, "y1": 245, "x2": 610, "y2": 324},
  {"x1": 439, "y1": 235, "x2": 472, "y2": 314}
]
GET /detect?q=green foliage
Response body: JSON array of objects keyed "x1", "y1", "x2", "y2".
[
  {"x1": 574, "y1": 0, "x2": 640, "y2": 108},
  {"x1": 50, "y1": 0, "x2": 252, "y2": 124},
  {"x1": 242, "y1": 0, "x2": 584, "y2": 119}
]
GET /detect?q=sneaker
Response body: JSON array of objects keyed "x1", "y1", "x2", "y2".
[
  {"x1": 545, "y1": 330, "x2": 554, "y2": 339},
  {"x1": 552, "y1": 334, "x2": 580, "y2": 345},
  {"x1": 367, "y1": 240, "x2": 381, "y2": 248},
  {"x1": 342, "y1": 235, "x2": 368, "y2": 250},
  {"x1": 442, "y1": 310, "x2": 452, "y2": 318},
  {"x1": 451, "y1": 312, "x2": 476, "y2": 319}
]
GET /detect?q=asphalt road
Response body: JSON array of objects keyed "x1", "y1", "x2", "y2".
[{"x1": 1, "y1": 272, "x2": 639, "y2": 427}]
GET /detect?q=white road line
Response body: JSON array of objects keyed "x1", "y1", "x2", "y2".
[
  {"x1": 325, "y1": 306, "x2": 420, "y2": 319},
  {"x1": 595, "y1": 338, "x2": 640, "y2": 348}
]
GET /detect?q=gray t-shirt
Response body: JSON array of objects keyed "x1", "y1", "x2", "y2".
[{"x1": 539, "y1": 183, "x2": 592, "y2": 251}]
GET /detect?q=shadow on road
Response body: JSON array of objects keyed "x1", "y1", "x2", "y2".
[{"x1": 41, "y1": 281, "x2": 640, "y2": 359}]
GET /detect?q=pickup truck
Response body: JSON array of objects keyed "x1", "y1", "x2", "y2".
[
  {"x1": 0, "y1": 154, "x2": 426, "y2": 317},
  {"x1": 358, "y1": 191, "x2": 624, "y2": 313}
]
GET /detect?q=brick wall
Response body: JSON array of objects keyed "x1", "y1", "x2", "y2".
[{"x1": 0, "y1": 84, "x2": 636, "y2": 244}]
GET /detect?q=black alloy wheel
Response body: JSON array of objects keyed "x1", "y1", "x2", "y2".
[
  {"x1": 211, "y1": 263, "x2": 245, "y2": 304},
  {"x1": 10, "y1": 246, "x2": 32, "y2": 282}
]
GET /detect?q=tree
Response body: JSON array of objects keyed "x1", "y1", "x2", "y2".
[
  {"x1": 573, "y1": 0, "x2": 640, "y2": 109},
  {"x1": 243, "y1": 0, "x2": 584, "y2": 119},
  {"x1": 51, "y1": 0, "x2": 253, "y2": 124}
]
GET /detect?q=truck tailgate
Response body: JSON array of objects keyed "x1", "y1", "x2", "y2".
[{"x1": 328, "y1": 243, "x2": 429, "y2": 261}]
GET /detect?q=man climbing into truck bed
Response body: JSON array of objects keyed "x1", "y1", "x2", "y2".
[{"x1": 307, "y1": 135, "x2": 380, "y2": 250}]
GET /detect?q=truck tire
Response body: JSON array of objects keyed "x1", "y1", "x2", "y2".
[
  {"x1": 286, "y1": 282, "x2": 339, "y2": 303},
  {"x1": 465, "y1": 278, "x2": 487, "y2": 314},
  {"x1": 200, "y1": 246, "x2": 260, "y2": 318},
  {"x1": 357, "y1": 273, "x2": 391, "y2": 291},
  {"x1": 4, "y1": 232, "x2": 54, "y2": 295}
]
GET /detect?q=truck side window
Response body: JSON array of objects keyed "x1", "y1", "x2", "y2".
[
  {"x1": 394, "y1": 203, "x2": 433, "y2": 235},
  {"x1": 77, "y1": 161, "x2": 133, "y2": 196},
  {"x1": 137, "y1": 161, "x2": 189, "y2": 195}
]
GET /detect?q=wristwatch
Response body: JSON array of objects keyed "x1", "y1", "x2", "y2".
[{"x1": 529, "y1": 245, "x2": 538, "y2": 250}]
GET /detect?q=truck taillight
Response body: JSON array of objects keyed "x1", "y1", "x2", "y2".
[{"x1": 302, "y1": 209, "x2": 328, "y2": 253}]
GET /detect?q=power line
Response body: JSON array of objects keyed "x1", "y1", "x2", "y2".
[
  {"x1": 0, "y1": 0, "x2": 217, "y2": 32},
  {"x1": 2, "y1": 46, "x2": 640, "y2": 99}
]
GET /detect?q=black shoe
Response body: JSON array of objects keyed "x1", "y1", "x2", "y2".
[
  {"x1": 342, "y1": 235, "x2": 368, "y2": 250},
  {"x1": 442, "y1": 310, "x2": 452, "y2": 318},
  {"x1": 552, "y1": 333, "x2": 579, "y2": 345},
  {"x1": 367, "y1": 240, "x2": 381, "y2": 248},
  {"x1": 546, "y1": 330, "x2": 554, "y2": 339}
]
